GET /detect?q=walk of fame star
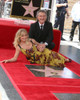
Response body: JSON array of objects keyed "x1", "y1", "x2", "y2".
[
  {"x1": 22, "y1": 0, "x2": 39, "y2": 17},
  {"x1": 30, "y1": 66, "x2": 64, "y2": 77},
  {"x1": 26, "y1": 65, "x2": 80, "y2": 78}
]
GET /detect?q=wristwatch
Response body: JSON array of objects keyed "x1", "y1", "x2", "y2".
[{"x1": 45, "y1": 42, "x2": 48, "y2": 46}]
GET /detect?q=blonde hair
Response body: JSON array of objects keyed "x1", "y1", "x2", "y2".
[{"x1": 13, "y1": 29, "x2": 28, "y2": 48}]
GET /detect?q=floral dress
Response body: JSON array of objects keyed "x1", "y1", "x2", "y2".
[{"x1": 18, "y1": 44, "x2": 65, "y2": 68}]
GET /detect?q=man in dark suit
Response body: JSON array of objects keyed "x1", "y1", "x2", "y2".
[{"x1": 29, "y1": 10, "x2": 55, "y2": 51}]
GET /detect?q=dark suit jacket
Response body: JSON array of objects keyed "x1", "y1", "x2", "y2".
[{"x1": 29, "y1": 21, "x2": 53, "y2": 45}]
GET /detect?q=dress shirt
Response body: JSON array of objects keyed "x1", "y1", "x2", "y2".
[
  {"x1": 39, "y1": 22, "x2": 48, "y2": 46},
  {"x1": 39, "y1": 23, "x2": 44, "y2": 29},
  {"x1": 71, "y1": 2, "x2": 80, "y2": 22}
]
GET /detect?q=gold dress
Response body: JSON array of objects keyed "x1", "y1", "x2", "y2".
[{"x1": 18, "y1": 44, "x2": 65, "y2": 68}]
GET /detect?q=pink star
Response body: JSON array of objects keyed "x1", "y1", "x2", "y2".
[
  {"x1": 30, "y1": 66, "x2": 73, "y2": 78},
  {"x1": 30, "y1": 66, "x2": 64, "y2": 77},
  {"x1": 22, "y1": 0, "x2": 39, "y2": 17}
]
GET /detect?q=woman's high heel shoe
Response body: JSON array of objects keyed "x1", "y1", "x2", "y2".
[{"x1": 65, "y1": 58, "x2": 72, "y2": 63}]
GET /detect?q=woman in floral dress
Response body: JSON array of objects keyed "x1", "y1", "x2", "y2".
[{"x1": 1, "y1": 29, "x2": 71, "y2": 68}]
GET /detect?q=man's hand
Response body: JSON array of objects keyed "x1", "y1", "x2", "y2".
[
  {"x1": 66, "y1": 8, "x2": 69, "y2": 19},
  {"x1": 66, "y1": 14, "x2": 69, "y2": 19},
  {"x1": 63, "y1": 3, "x2": 68, "y2": 7}
]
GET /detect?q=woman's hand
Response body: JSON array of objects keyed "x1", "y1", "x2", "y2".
[
  {"x1": 0, "y1": 46, "x2": 20, "y2": 63},
  {"x1": 1, "y1": 60, "x2": 9, "y2": 63}
]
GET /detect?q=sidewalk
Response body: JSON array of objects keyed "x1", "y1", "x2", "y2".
[{"x1": 60, "y1": 32, "x2": 80, "y2": 49}]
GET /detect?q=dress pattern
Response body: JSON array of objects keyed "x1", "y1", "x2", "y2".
[{"x1": 19, "y1": 44, "x2": 65, "y2": 68}]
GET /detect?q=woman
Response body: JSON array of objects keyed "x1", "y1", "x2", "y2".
[{"x1": 1, "y1": 29, "x2": 71, "y2": 68}]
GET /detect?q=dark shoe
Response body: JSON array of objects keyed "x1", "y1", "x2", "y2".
[
  {"x1": 65, "y1": 58, "x2": 72, "y2": 63},
  {"x1": 68, "y1": 58, "x2": 72, "y2": 62},
  {"x1": 70, "y1": 36, "x2": 73, "y2": 41},
  {"x1": 61, "y1": 37, "x2": 66, "y2": 41}
]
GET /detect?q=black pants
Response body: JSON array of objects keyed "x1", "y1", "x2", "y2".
[
  {"x1": 46, "y1": 42, "x2": 55, "y2": 50},
  {"x1": 54, "y1": 12, "x2": 65, "y2": 37},
  {"x1": 70, "y1": 21, "x2": 80, "y2": 41}
]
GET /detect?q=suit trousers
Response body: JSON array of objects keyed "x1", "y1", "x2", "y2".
[
  {"x1": 46, "y1": 42, "x2": 55, "y2": 50},
  {"x1": 54, "y1": 12, "x2": 65, "y2": 37},
  {"x1": 70, "y1": 21, "x2": 80, "y2": 41}
]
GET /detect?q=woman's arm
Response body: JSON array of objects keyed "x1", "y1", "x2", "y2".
[
  {"x1": 1, "y1": 46, "x2": 20, "y2": 63},
  {"x1": 30, "y1": 38, "x2": 46, "y2": 52},
  {"x1": 30, "y1": 38, "x2": 40, "y2": 45}
]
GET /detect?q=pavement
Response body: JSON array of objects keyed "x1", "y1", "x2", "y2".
[{"x1": 61, "y1": 32, "x2": 80, "y2": 49}]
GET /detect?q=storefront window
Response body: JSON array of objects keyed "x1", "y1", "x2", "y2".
[{"x1": 0, "y1": 0, "x2": 13, "y2": 18}]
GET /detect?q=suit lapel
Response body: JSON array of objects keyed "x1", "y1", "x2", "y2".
[
  {"x1": 43, "y1": 22, "x2": 47, "y2": 31},
  {"x1": 36, "y1": 21, "x2": 40, "y2": 30},
  {"x1": 35, "y1": 22, "x2": 41, "y2": 38}
]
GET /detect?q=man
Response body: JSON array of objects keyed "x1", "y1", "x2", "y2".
[
  {"x1": 29, "y1": 10, "x2": 55, "y2": 51},
  {"x1": 54, "y1": 0, "x2": 69, "y2": 40},
  {"x1": 69, "y1": 0, "x2": 80, "y2": 42}
]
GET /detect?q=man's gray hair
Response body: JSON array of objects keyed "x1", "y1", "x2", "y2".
[{"x1": 36, "y1": 10, "x2": 47, "y2": 17}]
